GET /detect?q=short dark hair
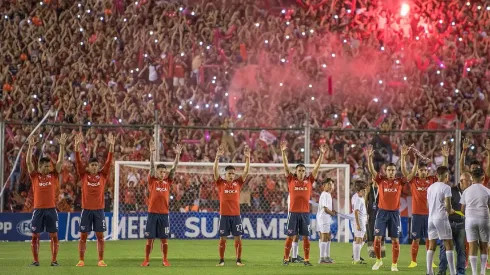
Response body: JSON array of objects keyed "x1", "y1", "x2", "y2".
[
  {"x1": 88, "y1": 157, "x2": 98, "y2": 164},
  {"x1": 156, "y1": 164, "x2": 166, "y2": 169},
  {"x1": 295, "y1": 164, "x2": 306, "y2": 170},
  {"x1": 418, "y1": 162, "x2": 428, "y2": 168},
  {"x1": 471, "y1": 167, "x2": 485, "y2": 181},
  {"x1": 386, "y1": 163, "x2": 397, "y2": 169},
  {"x1": 39, "y1": 157, "x2": 51, "y2": 165},
  {"x1": 225, "y1": 165, "x2": 235, "y2": 171},
  {"x1": 354, "y1": 180, "x2": 367, "y2": 192},
  {"x1": 470, "y1": 160, "x2": 481, "y2": 167},
  {"x1": 322, "y1": 178, "x2": 334, "y2": 185},
  {"x1": 436, "y1": 166, "x2": 449, "y2": 179}
]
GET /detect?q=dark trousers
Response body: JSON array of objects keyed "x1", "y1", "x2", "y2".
[{"x1": 439, "y1": 221, "x2": 466, "y2": 275}]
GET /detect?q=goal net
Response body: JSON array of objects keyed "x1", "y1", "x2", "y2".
[{"x1": 113, "y1": 161, "x2": 351, "y2": 242}]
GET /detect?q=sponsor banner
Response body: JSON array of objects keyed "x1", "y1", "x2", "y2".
[{"x1": 0, "y1": 212, "x2": 409, "y2": 243}]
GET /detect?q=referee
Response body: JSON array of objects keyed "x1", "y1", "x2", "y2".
[
  {"x1": 366, "y1": 180, "x2": 385, "y2": 258},
  {"x1": 438, "y1": 172, "x2": 471, "y2": 275}
]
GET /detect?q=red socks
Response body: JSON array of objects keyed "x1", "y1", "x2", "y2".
[
  {"x1": 234, "y1": 239, "x2": 242, "y2": 259},
  {"x1": 392, "y1": 242, "x2": 400, "y2": 264},
  {"x1": 145, "y1": 239, "x2": 154, "y2": 262},
  {"x1": 284, "y1": 238, "x2": 293, "y2": 260},
  {"x1": 374, "y1": 239, "x2": 382, "y2": 259},
  {"x1": 411, "y1": 241, "x2": 419, "y2": 262},
  {"x1": 31, "y1": 233, "x2": 40, "y2": 262},
  {"x1": 49, "y1": 233, "x2": 59, "y2": 262},
  {"x1": 79, "y1": 232, "x2": 88, "y2": 261},
  {"x1": 219, "y1": 239, "x2": 226, "y2": 260},
  {"x1": 161, "y1": 239, "x2": 168, "y2": 261},
  {"x1": 96, "y1": 232, "x2": 104, "y2": 261},
  {"x1": 303, "y1": 237, "x2": 310, "y2": 261}
]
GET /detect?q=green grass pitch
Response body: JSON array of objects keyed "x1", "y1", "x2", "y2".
[{"x1": 0, "y1": 240, "x2": 431, "y2": 275}]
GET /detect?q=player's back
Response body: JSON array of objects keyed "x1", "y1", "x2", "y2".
[
  {"x1": 427, "y1": 182, "x2": 451, "y2": 220},
  {"x1": 461, "y1": 184, "x2": 490, "y2": 220}
]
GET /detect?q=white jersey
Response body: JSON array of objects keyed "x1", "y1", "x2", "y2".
[
  {"x1": 352, "y1": 193, "x2": 367, "y2": 226},
  {"x1": 427, "y1": 181, "x2": 452, "y2": 220},
  {"x1": 460, "y1": 183, "x2": 490, "y2": 220},
  {"x1": 317, "y1": 191, "x2": 333, "y2": 224}
]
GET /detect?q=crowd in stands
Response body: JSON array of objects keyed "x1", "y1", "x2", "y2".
[{"x1": 2, "y1": 0, "x2": 490, "y2": 213}]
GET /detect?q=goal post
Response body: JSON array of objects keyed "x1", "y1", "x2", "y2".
[{"x1": 113, "y1": 161, "x2": 351, "y2": 242}]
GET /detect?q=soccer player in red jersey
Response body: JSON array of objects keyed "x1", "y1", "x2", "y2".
[
  {"x1": 214, "y1": 145, "x2": 250, "y2": 267},
  {"x1": 141, "y1": 140, "x2": 182, "y2": 267},
  {"x1": 281, "y1": 141, "x2": 328, "y2": 267},
  {"x1": 366, "y1": 144, "x2": 404, "y2": 272},
  {"x1": 74, "y1": 133, "x2": 115, "y2": 267},
  {"x1": 402, "y1": 144, "x2": 448, "y2": 268},
  {"x1": 27, "y1": 133, "x2": 67, "y2": 267}
]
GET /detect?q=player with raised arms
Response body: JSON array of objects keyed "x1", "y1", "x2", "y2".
[
  {"x1": 141, "y1": 140, "x2": 182, "y2": 267},
  {"x1": 352, "y1": 180, "x2": 368, "y2": 265},
  {"x1": 214, "y1": 145, "x2": 250, "y2": 267},
  {"x1": 74, "y1": 132, "x2": 115, "y2": 267},
  {"x1": 317, "y1": 178, "x2": 337, "y2": 264},
  {"x1": 281, "y1": 141, "x2": 327, "y2": 266},
  {"x1": 27, "y1": 133, "x2": 67, "y2": 266},
  {"x1": 366, "y1": 144, "x2": 404, "y2": 272},
  {"x1": 401, "y1": 144, "x2": 448, "y2": 268},
  {"x1": 460, "y1": 138, "x2": 490, "y2": 187},
  {"x1": 460, "y1": 167, "x2": 490, "y2": 275},
  {"x1": 426, "y1": 166, "x2": 456, "y2": 275}
]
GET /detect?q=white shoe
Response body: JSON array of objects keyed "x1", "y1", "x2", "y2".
[
  {"x1": 391, "y1": 263, "x2": 398, "y2": 271},
  {"x1": 372, "y1": 260, "x2": 383, "y2": 270}
]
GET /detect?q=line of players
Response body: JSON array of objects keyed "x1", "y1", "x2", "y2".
[{"x1": 24, "y1": 131, "x2": 490, "y2": 272}]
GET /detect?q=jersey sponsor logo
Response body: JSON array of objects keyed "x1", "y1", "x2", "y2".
[
  {"x1": 39, "y1": 181, "x2": 52, "y2": 187},
  {"x1": 16, "y1": 220, "x2": 32, "y2": 236},
  {"x1": 294, "y1": 187, "x2": 308, "y2": 191},
  {"x1": 416, "y1": 187, "x2": 428, "y2": 191},
  {"x1": 87, "y1": 182, "x2": 101, "y2": 187},
  {"x1": 384, "y1": 188, "x2": 398, "y2": 192},
  {"x1": 224, "y1": 189, "x2": 238, "y2": 194},
  {"x1": 155, "y1": 187, "x2": 169, "y2": 192}
]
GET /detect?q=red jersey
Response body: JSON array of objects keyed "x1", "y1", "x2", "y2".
[
  {"x1": 409, "y1": 175, "x2": 437, "y2": 215},
  {"x1": 375, "y1": 174, "x2": 404, "y2": 211},
  {"x1": 76, "y1": 152, "x2": 113, "y2": 210},
  {"x1": 29, "y1": 171, "x2": 59, "y2": 209},
  {"x1": 216, "y1": 177, "x2": 244, "y2": 216},
  {"x1": 147, "y1": 176, "x2": 172, "y2": 214},
  {"x1": 288, "y1": 174, "x2": 314, "y2": 213}
]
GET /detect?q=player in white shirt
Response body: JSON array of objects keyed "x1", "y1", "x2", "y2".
[
  {"x1": 286, "y1": 195, "x2": 304, "y2": 263},
  {"x1": 460, "y1": 167, "x2": 490, "y2": 275},
  {"x1": 317, "y1": 178, "x2": 337, "y2": 264},
  {"x1": 426, "y1": 166, "x2": 456, "y2": 275},
  {"x1": 352, "y1": 180, "x2": 368, "y2": 265}
]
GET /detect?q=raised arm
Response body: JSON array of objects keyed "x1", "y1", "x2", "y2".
[
  {"x1": 312, "y1": 144, "x2": 328, "y2": 179},
  {"x1": 401, "y1": 144, "x2": 417, "y2": 181},
  {"x1": 441, "y1": 143, "x2": 449, "y2": 167},
  {"x1": 26, "y1": 136, "x2": 37, "y2": 174},
  {"x1": 366, "y1": 145, "x2": 378, "y2": 179},
  {"x1": 55, "y1": 133, "x2": 67, "y2": 174},
  {"x1": 100, "y1": 134, "x2": 115, "y2": 176},
  {"x1": 214, "y1": 146, "x2": 225, "y2": 181},
  {"x1": 484, "y1": 139, "x2": 490, "y2": 177},
  {"x1": 241, "y1": 146, "x2": 250, "y2": 181},
  {"x1": 460, "y1": 138, "x2": 470, "y2": 173},
  {"x1": 169, "y1": 144, "x2": 183, "y2": 180},
  {"x1": 74, "y1": 133, "x2": 86, "y2": 176},
  {"x1": 149, "y1": 139, "x2": 156, "y2": 177},
  {"x1": 280, "y1": 140, "x2": 290, "y2": 177}
]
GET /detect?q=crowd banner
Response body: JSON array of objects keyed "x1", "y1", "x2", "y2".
[{"x1": 0, "y1": 212, "x2": 409, "y2": 243}]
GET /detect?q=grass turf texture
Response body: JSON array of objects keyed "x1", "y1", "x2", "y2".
[{"x1": 0, "y1": 240, "x2": 431, "y2": 275}]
